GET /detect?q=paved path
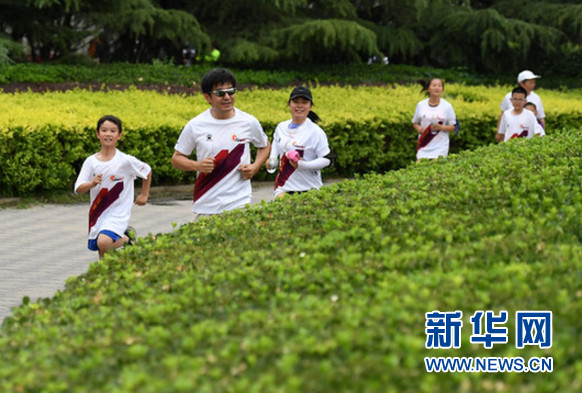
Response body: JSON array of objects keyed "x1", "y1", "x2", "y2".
[{"x1": 0, "y1": 183, "x2": 279, "y2": 322}]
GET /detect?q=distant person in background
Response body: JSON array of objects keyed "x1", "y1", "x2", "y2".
[
  {"x1": 524, "y1": 102, "x2": 546, "y2": 137},
  {"x1": 496, "y1": 86, "x2": 538, "y2": 142},
  {"x1": 171, "y1": 68, "x2": 270, "y2": 219},
  {"x1": 267, "y1": 86, "x2": 331, "y2": 198},
  {"x1": 412, "y1": 78, "x2": 457, "y2": 161},
  {"x1": 181, "y1": 44, "x2": 197, "y2": 67},
  {"x1": 498, "y1": 70, "x2": 545, "y2": 130}
]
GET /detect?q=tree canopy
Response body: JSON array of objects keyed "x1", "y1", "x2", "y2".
[{"x1": 0, "y1": 0, "x2": 580, "y2": 75}]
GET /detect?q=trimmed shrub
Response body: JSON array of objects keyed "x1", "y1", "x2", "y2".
[
  {"x1": 1, "y1": 130, "x2": 581, "y2": 392},
  {"x1": 1, "y1": 85, "x2": 581, "y2": 196}
]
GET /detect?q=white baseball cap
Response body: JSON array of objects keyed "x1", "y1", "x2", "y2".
[{"x1": 517, "y1": 70, "x2": 541, "y2": 83}]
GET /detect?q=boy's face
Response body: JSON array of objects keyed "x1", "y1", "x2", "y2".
[
  {"x1": 525, "y1": 105, "x2": 537, "y2": 117},
  {"x1": 510, "y1": 93, "x2": 527, "y2": 111},
  {"x1": 96, "y1": 120, "x2": 122, "y2": 147}
]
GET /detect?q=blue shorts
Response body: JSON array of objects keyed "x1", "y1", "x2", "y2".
[{"x1": 88, "y1": 230, "x2": 121, "y2": 251}]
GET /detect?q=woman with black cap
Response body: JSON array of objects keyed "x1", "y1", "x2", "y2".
[{"x1": 267, "y1": 86, "x2": 331, "y2": 198}]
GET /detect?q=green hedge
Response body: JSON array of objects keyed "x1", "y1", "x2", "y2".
[
  {"x1": 0, "y1": 63, "x2": 497, "y2": 87},
  {"x1": 1, "y1": 130, "x2": 580, "y2": 392},
  {"x1": 3, "y1": 63, "x2": 582, "y2": 89}
]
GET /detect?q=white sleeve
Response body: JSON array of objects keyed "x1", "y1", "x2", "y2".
[
  {"x1": 498, "y1": 114, "x2": 507, "y2": 136},
  {"x1": 500, "y1": 93, "x2": 512, "y2": 112},
  {"x1": 174, "y1": 123, "x2": 196, "y2": 156},
  {"x1": 528, "y1": 113, "x2": 538, "y2": 137},
  {"x1": 126, "y1": 154, "x2": 152, "y2": 180},
  {"x1": 315, "y1": 129, "x2": 331, "y2": 158},
  {"x1": 250, "y1": 116, "x2": 268, "y2": 148},
  {"x1": 536, "y1": 99, "x2": 546, "y2": 119},
  {"x1": 412, "y1": 102, "x2": 422, "y2": 124},
  {"x1": 270, "y1": 127, "x2": 280, "y2": 159},
  {"x1": 298, "y1": 157, "x2": 330, "y2": 170},
  {"x1": 74, "y1": 157, "x2": 93, "y2": 194}
]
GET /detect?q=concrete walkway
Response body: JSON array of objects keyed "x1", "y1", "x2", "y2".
[
  {"x1": 0, "y1": 180, "x2": 341, "y2": 323},
  {"x1": 0, "y1": 182, "x2": 278, "y2": 322}
]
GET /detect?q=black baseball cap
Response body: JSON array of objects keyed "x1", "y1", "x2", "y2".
[{"x1": 289, "y1": 86, "x2": 313, "y2": 102}]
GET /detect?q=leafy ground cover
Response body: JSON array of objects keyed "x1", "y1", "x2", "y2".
[{"x1": 1, "y1": 129, "x2": 580, "y2": 392}]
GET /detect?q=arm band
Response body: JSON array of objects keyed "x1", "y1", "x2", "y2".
[{"x1": 297, "y1": 157, "x2": 330, "y2": 170}]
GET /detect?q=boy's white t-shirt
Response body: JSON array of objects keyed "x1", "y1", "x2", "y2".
[
  {"x1": 412, "y1": 98, "x2": 457, "y2": 159},
  {"x1": 175, "y1": 108, "x2": 268, "y2": 214},
  {"x1": 500, "y1": 91, "x2": 545, "y2": 121},
  {"x1": 74, "y1": 149, "x2": 151, "y2": 241},
  {"x1": 498, "y1": 109, "x2": 538, "y2": 142},
  {"x1": 270, "y1": 118, "x2": 330, "y2": 195}
]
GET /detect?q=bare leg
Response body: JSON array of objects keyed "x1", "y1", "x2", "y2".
[{"x1": 97, "y1": 233, "x2": 129, "y2": 259}]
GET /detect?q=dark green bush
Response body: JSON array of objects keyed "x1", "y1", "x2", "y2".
[
  {"x1": 3, "y1": 63, "x2": 580, "y2": 88},
  {"x1": 1, "y1": 130, "x2": 581, "y2": 392}
]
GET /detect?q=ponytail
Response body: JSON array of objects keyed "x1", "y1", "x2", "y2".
[{"x1": 307, "y1": 110, "x2": 321, "y2": 123}]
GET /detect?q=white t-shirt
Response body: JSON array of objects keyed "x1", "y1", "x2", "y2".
[
  {"x1": 498, "y1": 109, "x2": 538, "y2": 142},
  {"x1": 500, "y1": 91, "x2": 545, "y2": 121},
  {"x1": 74, "y1": 149, "x2": 151, "y2": 241},
  {"x1": 412, "y1": 98, "x2": 457, "y2": 159},
  {"x1": 270, "y1": 118, "x2": 330, "y2": 195},
  {"x1": 175, "y1": 108, "x2": 268, "y2": 214}
]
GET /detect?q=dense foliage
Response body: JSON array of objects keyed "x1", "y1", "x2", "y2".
[
  {"x1": 1, "y1": 130, "x2": 580, "y2": 392},
  {"x1": 1, "y1": 0, "x2": 581, "y2": 76},
  {"x1": 1, "y1": 84, "x2": 581, "y2": 196},
  {"x1": 0, "y1": 62, "x2": 505, "y2": 88}
]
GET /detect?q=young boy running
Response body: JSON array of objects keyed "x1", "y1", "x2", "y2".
[
  {"x1": 496, "y1": 87, "x2": 538, "y2": 143},
  {"x1": 75, "y1": 115, "x2": 152, "y2": 259}
]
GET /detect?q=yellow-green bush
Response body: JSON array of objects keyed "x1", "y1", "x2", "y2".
[{"x1": 1, "y1": 85, "x2": 581, "y2": 196}]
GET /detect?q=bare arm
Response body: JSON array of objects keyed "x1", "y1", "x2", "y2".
[
  {"x1": 75, "y1": 174, "x2": 102, "y2": 194},
  {"x1": 171, "y1": 151, "x2": 214, "y2": 173},
  {"x1": 135, "y1": 170, "x2": 152, "y2": 206},
  {"x1": 412, "y1": 123, "x2": 424, "y2": 134},
  {"x1": 430, "y1": 123, "x2": 456, "y2": 133},
  {"x1": 239, "y1": 141, "x2": 271, "y2": 180}
]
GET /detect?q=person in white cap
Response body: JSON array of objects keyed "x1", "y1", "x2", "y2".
[{"x1": 497, "y1": 70, "x2": 545, "y2": 133}]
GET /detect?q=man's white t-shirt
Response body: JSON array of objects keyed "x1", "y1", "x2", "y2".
[
  {"x1": 270, "y1": 118, "x2": 330, "y2": 195},
  {"x1": 498, "y1": 109, "x2": 538, "y2": 142},
  {"x1": 412, "y1": 98, "x2": 457, "y2": 159},
  {"x1": 175, "y1": 108, "x2": 268, "y2": 214},
  {"x1": 500, "y1": 91, "x2": 545, "y2": 122},
  {"x1": 75, "y1": 149, "x2": 151, "y2": 241}
]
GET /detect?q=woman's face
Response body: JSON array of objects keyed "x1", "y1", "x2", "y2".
[
  {"x1": 427, "y1": 79, "x2": 444, "y2": 97},
  {"x1": 289, "y1": 97, "x2": 312, "y2": 121}
]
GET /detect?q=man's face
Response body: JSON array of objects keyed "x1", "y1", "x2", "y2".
[{"x1": 204, "y1": 82, "x2": 236, "y2": 117}]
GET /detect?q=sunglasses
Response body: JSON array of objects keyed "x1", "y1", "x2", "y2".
[{"x1": 211, "y1": 87, "x2": 237, "y2": 97}]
